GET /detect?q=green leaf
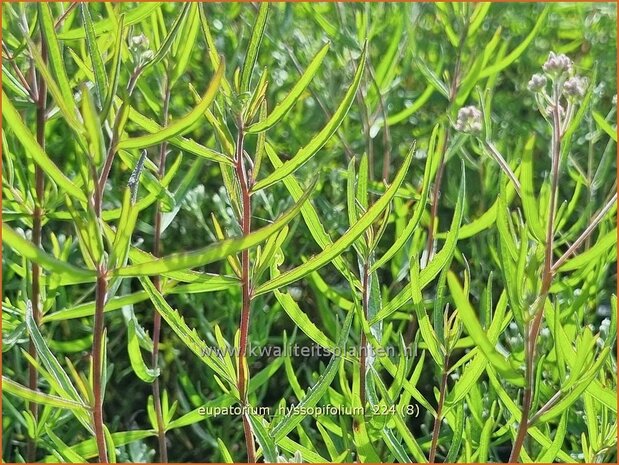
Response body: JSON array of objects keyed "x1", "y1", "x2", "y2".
[
  {"x1": 171, "y1": 3, "x2": 200, "y2": 85},
  {"x1": 58, "y1": 4, "x2": 162, "y2": 39},
  {"x1": 3, "y1": 224, "x2": 96, "y2": 283},
  {"x1": 143, "y1": 4, "x2": 191, "y2": 72},
  {"x1": 119, "y1": 60, "x2": 224, "y2": 150},
  {"x1": 126, "y1": 105, "x2": 232, "y2": 164},
  {"x1": 254, "y1": 141, "x2": 414, "y2": 297},
  {"x1": 264, "y1": 144, "x2": 356, "y2": 285},
  {"x1": 101, "y1": 14, "x2": 125, "y2": 120},
  {"x1": 520, "y1": 135, "x2": 544, "y2": 241},
  {"x1": 479, "y1": 7, "x2": 549, "y2": 78},
  {"x1": 25, "y1": 304, "x2": 90, "y2": 418},
  {"x1": 372, "y1": 164, "x2": 465, "y2": 324},
  {"x1": 592, "y1": 111, "x2": 617, "y2": 142},
  {"x1": 274, "y1": 290, "x2": 336, "y2": 351},
  {"x1": 39, "y1": 4, "x2": 73, "y2": 106},
  {"x1": 447, "y1": 272, "x2": 522, "y2": 385},
  {"x1": 110, "y1": 188, "x2": 139, "y2": 269},
  {"x1": 2, "y1": 377, "x2": 88, "y2": 412},
  {"x1": 248, "y1": 413, "x2": 278, "y2": 463},
  {"x1": 372, "y1": 140, "x2": 433, "y2": 271},
  {"x1": 115, "y1": 179, "x2": 315, "y2": 277},
  {"x1": 81, "y1": 4, "x2": 108, "y2": 109},
  {"x1": 252, "y1": 42, "x2": 367, "y2": 192},
  {"x1": 247, "y1": 42, "x2": 330, "y2": 133},
  {"x1": 558, "y1": 228, "x2": 617, "y2": 272},
  {"x1": 271, "y1": 311, "x2": 353, "y2": 440},
  {"x1": 240, "y1": 3, "x2": 269, "y2": 92},
  {"x1": 410, "y1": 256, "x2": 443, "y2": 368},
  {"x1": 2, "y1": 91, "x2": 87, "y2": 203},
  {"x1": 138, "y1": 276, "x2": 235, "y2": 387},
  {"x1": 127, "y1": 318, "x2": 160, "y2": 383}
]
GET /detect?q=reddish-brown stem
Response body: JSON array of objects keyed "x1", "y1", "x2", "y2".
[
  {"x1": 425, "y1": 128, "x2": 451, "y2": 262},
  {"x1": 151, "y1": 73, "x2": 171, "y2": 463},
  {"x1": 54, "y1": 2, "x2": 77, "y2": 30},
  {"x1": 96, "y1": 71, "x2": 141, "y2": 211},
  {"x1": 3, "y1": 41, "x2": 36, "y2": 101},
  {"x1": 234, "y1": 122, "x2": 256, "y2": 463},
  {"x1": 425, "y1": 13, "x2": 469, "y2": 263},
  {"x1": 509, "y1": 81, "x2": 562, "y2": 464},
  {"x1": 27, "y1": 36, "x2": 47, "y2": 463},
  {"x1": 428, "y1": 355, "x2": 450, "y2": 463},
  {"x1": 88, "y1": 64, "x2": 144, "y2": 465},
  {"x1": 93, "y1": 271, "x2": 109, "y2": 463}
]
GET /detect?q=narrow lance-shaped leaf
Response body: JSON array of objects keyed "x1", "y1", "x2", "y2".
[
  {"x1": 372, "y1": 139, "x2": 433, "y2": 272},
  {"x1": 265, "y1": 143, "x2": 357, "y2": 287},
  {"x1": 138, "y1": 276, "x2": 235, "y2": 388},
  {"x1": 252, "y1": 42, "x2": 367, "y2": 192},
  {"x1": 371, "y1": 163, "x2": 466, "y2": 324},
  {"x1": 2, "y1": 377, "x2": 89, "y2": 412},
  {"x1": 447, "y1": 271, "x2": 522, "y2": 385},
  {"x1": 3, "y1": 224, "x2": 96, "y2": 282},
  {"x1": 247, "y1": 42, "x2": 330, "y2": 133},
  {"x1": 271, "y1": 311, "x2": 353, "y2": 440},
  {"x1": 102, "y1": 14, "x2": 125, "y2": 120},
  {"x1": 81, "y1": 3, "x2": 108, "y2": 108},
  {"x1": 248, "y1": 414, "x2": 278, "y2": 463},
  {"x1": 520, "y1": 135, "x2": 544, "y2": 241},
  {"x1": 58, "y1": 3, "x2": 162, "y2": 40},
  {"x1": 254, "y1": 141, "x2": 414, "y2": 296},
  {"x1": 127, "y1": 318, "x2": 160, "y2": 383},
  {"x1": 2, "y1": 91, "x2": 88, "y2": 203},
  {"x1": 118, "y1": 60, "x2": 224, "y2": 150},
  {"x1": 114, "y1": 179, "x2": 316, "y2": 276},
  {"x1": 39, "y1": 4, "x2": 73, "y2": 106},
  {"x1": 479, "y1": 7, "x2": 549, "y2": 78},
  {"x1": 142, "y1": 4, "x2": 191, "y2": 72},
  {"x1": 240, "y1": 2, "x2": 269, "y2": 92}
]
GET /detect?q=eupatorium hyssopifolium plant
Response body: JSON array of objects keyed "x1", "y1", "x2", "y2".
[{"x1": 2, "y1": 2, "x2": 617, "y2": 464}]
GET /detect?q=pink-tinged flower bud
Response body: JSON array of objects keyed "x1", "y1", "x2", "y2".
[
  {"x1": 454, "y1": 106, "x2": 483, "y2": 135},
  {"x1": 563, "y1": 76, "x2": 587, "y2": 99},
  {"x1": 527, "y1": 74, "x2": 547, "y2": 93},
  {"x1": 542, "y1": 52, "x2": 573, "y2": 78}
]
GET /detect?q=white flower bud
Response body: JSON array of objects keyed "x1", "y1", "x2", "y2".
[
  {"x1": 527, "y1": 73, "x2": 547, "y2": 93},
  {"x1": 454, "y1": 106, "x2": 483, "y2": 135},
  {"x1": 130, "y1": 34, "x2": 149, "y2": 50},
  {"x1": 563, "y1": 76, "x2": 587, "y2": 99},
  {"x1": 542, "y1": 52, "x2": 573, "y2": 78}
]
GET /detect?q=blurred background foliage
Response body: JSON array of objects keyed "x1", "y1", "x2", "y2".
[{"x1": 2, "y1": 2, "x2": 617, "y2": 462}]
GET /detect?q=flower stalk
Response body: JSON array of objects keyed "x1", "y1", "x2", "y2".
[
  {"x1": 151, "y1": 71, "x2": 172, "y2": 463},
  {"x1": 27, "y1": 29, "x2": 48, "y2": 464},
  {"x1": 235, "y1": 118, "x2": 256, "y2": 463}
]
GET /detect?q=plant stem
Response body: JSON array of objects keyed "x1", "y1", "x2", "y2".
[
  {"x1": 425, "y1": 13, "x2": 469, "y2": 263},
  {"x1": 552, "y1": 192, "x2": 617, "y2": 272},
  {"x1": 359, "y1": 263, "x2": 370, "y2": 408},
  {"x1": 235, "y1": 121, "x2": 256, "y2": 463},
  {"x1": 428, "y1": 354, "x2": 450, "y2": 463},
  {"x1": 89, "y1": 68, "x2": 143, "y2": 465},
  {"x1": 509, "y1": 81, "x2": 562, "y2": 463},
  {"x1": 151, "y1": 73, "x2": 171, "y2": 463},
  {"x1": 482, "y1": 140, "x2": 522, "y2": 197},
  {"x1": 93, "y1": 270, "x2": 109, "y2": 463},
  {"x1": 27, "y1": 34, "x2": 47, "y2": 464}
]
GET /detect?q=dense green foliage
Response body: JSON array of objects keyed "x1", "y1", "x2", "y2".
[{"x1": 2, "y1": 2, "x2": 617, "y2": 463}]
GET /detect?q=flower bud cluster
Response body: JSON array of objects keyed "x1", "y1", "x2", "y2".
[
  {"x1": 527, "y1": 52, "x2": 588, "y2": 101},
  {"x1": 454, "y1": 105, "x2": 483, "y2": 135},
  {"x1": 129, "y1": 34, "x2": 154, "y2": 67}
]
